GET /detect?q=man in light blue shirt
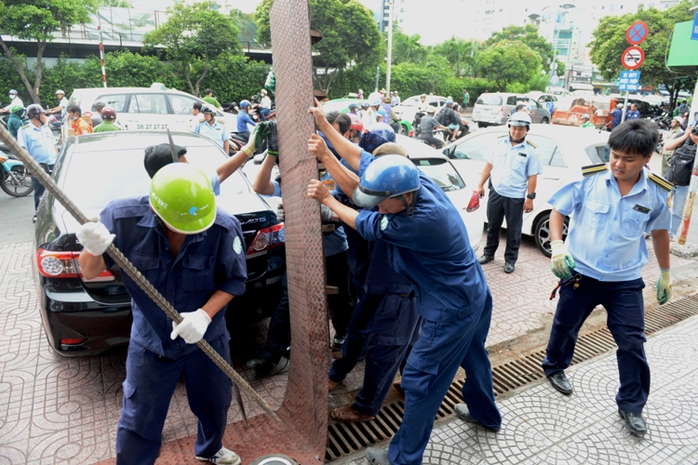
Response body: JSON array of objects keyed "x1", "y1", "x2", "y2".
[
  {"x1": 476, "y1": 112, "x2": 543, "y2": 273},
  {"x1": 17, "y1": 104, "x2": 58, "y2": 220},
  {"x1": 543, "y1": 119, "x2": 672, "y2": 437},
  {"x1": 194, "y1": 105, "x2": 229, "y2": 154}
]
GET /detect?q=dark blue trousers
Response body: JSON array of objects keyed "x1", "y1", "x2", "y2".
[
  {"x1": 115, "y1": 336, "x2": 232, "y2": 465},
  {"x1": 389, "y1": 292, "x2": 500, "y2": 465},
  {"x1": 483, "y1": 188, "x2": 524, "y2": 263},
  {"x1": 542, "y1": 275, "x2": 650, "y2": 414},
  {"x1": 259, "y1": 272, "x2": 290, "y2": 363}
]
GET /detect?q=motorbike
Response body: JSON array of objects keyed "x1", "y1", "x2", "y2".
[{"x1": 0, "y1": 148, "x2": 33, "y2": 197}]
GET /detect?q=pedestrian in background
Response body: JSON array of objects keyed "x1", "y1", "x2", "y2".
[
  {"x1": 66, "y1": 104, "x2": 93, "y2": 135},
  {"x1": 462, "y1": 89, "x2": 470, "y2": 110},
  {"x1": 93, "y1": 107, "x2": 121, "y2": 132},
  {"x1": 77, "y1": 163, "x2": 247, "y2": 465},
  {"x1": 202, "y1": 88, "x2": 222, "y2": 110},
  {"x1": 626, "y1": 103, "x2": 640, "y2": 120},
  {"x1": 543, "y1": 119, "x2": 672, "y2": 437},
  {"x1": 663, "y1": 123, "x2": 697, "y2": 241},
  {"x1": 194, "y1": 105, "x2": 229, "y2": 154},
  {"x1": 659, "y1": 116, "x2": 685, "y2": 177},
  {"x1": 610, "y1": 102, "x2": 624, "y2": 130},
  {"x1": 477, "y1": 112, "x2": 542, "y2": 274},
  {"x1": 16, "y1": 104, "x2": 58, "y2": 222}
]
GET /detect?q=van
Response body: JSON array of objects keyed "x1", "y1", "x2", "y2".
[
  {"x1": 64, "y1": 85, "x2": 238, "y2": 141},
  {"x1": 472, "y1": 92, "x2": 551, "y2": 127}
]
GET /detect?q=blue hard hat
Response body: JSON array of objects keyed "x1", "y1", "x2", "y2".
[
  {"x1": 445, "y1": 98, "x2": 453, "y2": 105},
  {"x1": 353, "y1": 155, "x2": 421, "y2": 208},
  {"x1": 359, "y1": 123, "x2": 395, "y2": 153},
  {"x1": 348, "y1": 103, "x2": 358, "y2": 110},
  {"x1": 376, "y1": 108, "x2": 387, "y2": 117},
  {"x1": 240, "y1": 100, "x2": 251, "y2": 108}
]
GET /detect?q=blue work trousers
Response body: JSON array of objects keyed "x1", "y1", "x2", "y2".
[
  {"x1": 484, "y1": 188, "x2": 524, "y2": 264},
  {"x1": 260, "y1": 273, "x2": 290, "y2": 363},
  {"x1": 115, "y1": 336, "x2": 233, "y2": 465},
  {"x1": 542, "y1": 275, "x2": 649, "y2": 413},
  {"x1": 389, "y1": 292, "x2": 500, "y2": 465}
]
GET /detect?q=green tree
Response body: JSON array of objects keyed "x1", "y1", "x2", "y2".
[
  {"x1": 433, "y1": 37, "x2": 478, "y2": 77},
  {"x1": 142, "y1": 1, "x2": 241, "y2": 97},
  {"x1": 0, "y1": 0, "x2": 98, "y2": 104},
  {"x1": 589, "y1": 1, "x2": 696, "y2": 107},
  {"x1": 476, "y1": 41, "x2": 542, "y2": 91},
  {"x1": 391, "y1": 29, "x2": 429, "y2": 64},
  {"x1": 254, "y1": 0, "x2": 383, "y2": 94},
  {"x1": 486, "y1": 24, "x2": 553, "y2": 70},
  {"x1": 230, "y1": 9, "x2": 260, "y2": 48},
  {"x1": 97, "y1": 0, "x2": 132, "y2": 7}
]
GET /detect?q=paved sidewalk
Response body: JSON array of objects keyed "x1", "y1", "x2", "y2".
[{"x1": 336, "y1": 314, "x2": 698, "y2": 465}]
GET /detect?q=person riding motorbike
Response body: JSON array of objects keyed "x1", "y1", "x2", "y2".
[
  {"x1": 6, "y1": 105, "x2": 24, "y2": 139},
  {"x1": 419, "y1": 107, "x2": 446, "y2": 149},
  {"x1": 435, "y1": 99, "x2": 462, "y2": 142}
]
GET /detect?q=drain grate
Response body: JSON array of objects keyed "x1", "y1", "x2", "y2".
[{"x1": 325, "y1": 293, "x2": 698, "y2": 462}]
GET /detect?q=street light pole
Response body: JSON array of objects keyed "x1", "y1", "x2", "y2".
[{"x1": 385, "y1": 0, "x2": 394, "y2": 95}]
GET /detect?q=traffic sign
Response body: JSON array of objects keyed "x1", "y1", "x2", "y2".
[
  {"x1": 622, "y1": 46, "x2": 645, "y2": 70},
  {"x1": 692, "y1": 12, "x2": 698, "y2": 41},
  {"x1": 626, "y1": 21, "x2": 649, "y2": 45},
  {"x1": 618, "y1": 70, "x2": 641, "y2": 92}
]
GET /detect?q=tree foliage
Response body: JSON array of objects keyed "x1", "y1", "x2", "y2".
[
  {"x1": 589, "y1": 1, "x2": 696, "y2": 107},
  {"x1": 254, "y1": 0, "x2": 383, "y2": 94},
  {"x1": 0, "y1": 0, "x2": 98, "y2": 103},
  {"x1": 433, "y1": 37, "x2": 478, "y2": 77},
  {"x1": 486, "y1": 24, "x2": 553, "y2": 70},
  {"x1": 476, "y1": 41, "x2": 542, "y2": 91},
  {"x1": 142, "y1": 1, "x2": 240, "y2": 97},
  {"x1": 390, "y1": 29, "x2": 429, "y2": 64}
]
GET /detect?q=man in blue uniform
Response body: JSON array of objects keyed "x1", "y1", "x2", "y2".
[
  {"x1": 626, "y1": 103, "x2": 641, "y2": 120},
  {"x1": 194, "y1": 105, "x2": 230, "y2": 154},
  {"x1": 307, "y1": 115, "x2": 501, "y2": 463},
  {"x1": 542, "y1": 119, "x2": 672, "y2": 436},
  {"x1": 477, "y1": 111, "x2": 542, "y2": 273},
  {"x1": 610, "y1": 102, "x2": 624, "y2": 130},
  {"x1": 236, "y1": 100, "x2": 257, "y2": 142},
  {"x1": 77, "y1": 164, "x2": 247, "y2": 464}
]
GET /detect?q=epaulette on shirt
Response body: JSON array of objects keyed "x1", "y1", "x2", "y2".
[
  {"x1": 581, "y1": 163, "x2": 608, "y2": 177},
  {"x1": 527, "y1": 140, "x2": 537, "y2": 149},
  {"x1": 648, "y1": 172, "x2": 674, "y2": 192}
]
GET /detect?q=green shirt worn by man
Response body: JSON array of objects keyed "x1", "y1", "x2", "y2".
[
  {"x1": 202, "y1": 96, "x2": 221, "y2": 108},
  {"x1": 93, "y1": 120, "x2": 122, "y2": 132}
]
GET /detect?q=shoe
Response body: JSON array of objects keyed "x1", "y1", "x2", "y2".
[
  {"x1": 246, "y1": 357, "x2": 289, "y2": 376},
  {"x1": 454, "y1": 404, "x2": 500, "y2": 432},
  {"x1": 32, "y1": 214, "x2": 37, "y2": 224},
  {"x1": 547, "y1": 371, "x2": 573, "y2": 395},
  {"x1": 196, "y1": 446, "x2": 241, "y2": 465},
  {"x1": 331, "y1": 334, "x2": 346, "y2": 350},
  {"x1": 366, "y1": 447, "x2": 391, "y2": 465},
  {"x1": 478, "y1": 255, "x2": 494, "y2": 265},
  {"x1": 504, "y1": 262, "x2": 515, "y2": 273},
  {"x1": 619, "y1": 409, "x2": 647, "y2": 435}
]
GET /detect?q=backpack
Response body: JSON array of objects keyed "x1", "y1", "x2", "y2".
[{"x1": 666, "y1": 143, "x2": 696, "y2": 187}]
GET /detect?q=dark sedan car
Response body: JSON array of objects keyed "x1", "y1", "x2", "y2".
[{"x1": 33, "y1": 131, "x2": 285, "y2": 356}]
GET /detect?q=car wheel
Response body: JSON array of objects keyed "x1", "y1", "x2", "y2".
[
  {"x1": 477, "y1": 122, "x2": 487, "y2": 128},
  {"x1": 534, "y1": 212, "x2": 568, "y2": 257},
  {"x1": 541, "y1": 117, "x2": 550, "y2": 124}
]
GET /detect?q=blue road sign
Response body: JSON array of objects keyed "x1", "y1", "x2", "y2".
[
  {"x1": 619, "y1": 70, "x2": 641, "y2": 92},
  {"x1": 692, "y1": 12, "x2": 698, "y2": 41}
]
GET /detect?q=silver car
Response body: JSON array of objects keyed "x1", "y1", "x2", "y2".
[{"x1": 472, "y1": 92, "x2": 551, "y2": 128}]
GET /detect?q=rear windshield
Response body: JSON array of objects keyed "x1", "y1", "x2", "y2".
[
  {"x1": 59, "y1": 136, "x2": 251, "y2": 212},
  {"x1": 412, "y1": 158, "x2": 465, "y2": 192},
  {"x1": 476, "y1": 94, "x2": 503, "y2": 106}
]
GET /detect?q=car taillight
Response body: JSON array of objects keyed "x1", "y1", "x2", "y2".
[
  {"x1": 36, "y1": 249, "x2": 115, "y2": 281},
  {"x1": 498, "y1": 106, "x2": 504, "y2": 114},
  {"x1": 466, "y1": 190, "x2": 480, "y2": 212},
  {"x1": 247, "y1": 223, "x2": 285, "y2": 256}
]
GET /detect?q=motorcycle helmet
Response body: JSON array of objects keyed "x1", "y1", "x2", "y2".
[
  {"x1": 149, "y1": 163, "x2": 216, "y2": 235},
  {"x1": 26, "y1": 104, "x2": 46, "y2": 119},
  {"x1": 10, "y1": 105, "x2": 23, "y2": 115},
  {"x1": 508, "y1": 111, "x2": 532, "y2": 128},
  {"x1": 348, "y1": 103, "x2": 358, "y2": 111},
  {"x1": 201, "y1": 105, "x2": 216, "y2": 114},
  {"x1": 349, "y1": 114, "x2": 364, "y2": 133},
  {"x1": 101, "y1": 106, "x2": 117, "y2": 120},
  {"x1": 240, "y1": 100, "x2": 251, "y2": 109},
  {"x1": 91, "y1": 100, "x2": 107, "y2": 111},
  {"x1": 445, "y1": 98, "x2": 454, "y2": 106},
  {"x1": 367, "y1": 92, "x2": 383, "y2": 107},
  {"x1": 8, "y1": 89, "x2": 17, "y2": 96},
  {"x1": 359, "y1": 123, "x2": 395, "y2": 154},
  {"x1": 55, "y1": 89, "x2": 65, "y2": 95},
  {"x1": 353, "y1": 154, "x2": 421, "y2": 209}
]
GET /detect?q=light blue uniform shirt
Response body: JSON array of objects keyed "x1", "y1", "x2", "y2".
[
  {"x1": 17, "y1": 124, "x2": 57, "y2": 165},
  {"x1": 486, "y1": 136, "x2": 542, "y2": 199},
  {"x1": 194, "y1": 120, "x2": 227, "y2": 148},
  {"x1": 549, "y1": 167, "x2": 671, "y2": 282}
]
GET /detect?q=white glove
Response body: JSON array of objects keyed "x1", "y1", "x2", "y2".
[
  {"x1": 276, "y1": 203, "x2": 285, "y2": 222},
  {"x1": 550, "y1": 240, "x2": 575, "y2": 279},
  {"x1": 76, "y1": 221, "x2": 115, "y2": 256},
  {"x1": 170, "y1": 309, "x2": 211, "y2": 344}
]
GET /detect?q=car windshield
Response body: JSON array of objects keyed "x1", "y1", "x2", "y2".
[
  {"x1": 476, "y1": 95, "x2": 503, "y2": 106},
  {"x1": 59, "y1": 135, "x2": 251, "y2": 212},
  {"x1": 412, "y1": 158, "x2": 465, "y2": 192}
]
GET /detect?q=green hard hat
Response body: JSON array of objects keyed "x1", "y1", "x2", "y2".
[{"x1": 149, "y1": 163, "x2": 216, "y2": 234}]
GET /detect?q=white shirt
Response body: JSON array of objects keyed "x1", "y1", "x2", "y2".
[
  {"x1": 261, "y1": 95, "x2": 272, "y2": 110},
  {"x1": 4, "y1": 96, "x2": 23, "y2": 110}
]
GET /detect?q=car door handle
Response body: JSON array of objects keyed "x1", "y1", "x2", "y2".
[{"x1": 542, "y1": 177, "x2": 560, "y2": 181}]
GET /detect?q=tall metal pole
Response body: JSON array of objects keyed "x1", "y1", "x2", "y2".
[
  {"x1": 98, "y1": 22, "x2": 107, "y2": 88},
  {"x1": 385, "y1": 0, "x2": 394, "y2": 95},
  {"x1": 549, "y1": 27, "x2": 559, "y2": 91},
  {"x1": 374, "y1": 0, "x2": 386, "y2": 92}
]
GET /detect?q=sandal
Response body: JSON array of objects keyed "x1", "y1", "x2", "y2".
[
  {"x1": 392, "y1": 379, "x2": 404, "y2": 395},
  {"x1": 328, "y1": 378, "x2": 341, "y2": 392},
  {"x1": 330, "y1": 405, "x2": 376, "y2": 423},
  {"x1": 366, "y1": 447, "x2": 390, "y2": 464}
]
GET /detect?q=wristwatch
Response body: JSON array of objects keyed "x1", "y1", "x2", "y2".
[{"x1": 526, "y1": 192, "x2": 536, "y2": 200}]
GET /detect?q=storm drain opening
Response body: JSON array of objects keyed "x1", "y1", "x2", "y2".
[{"x1": 325, "y1": 293, "x2": 698, "y2": 462}]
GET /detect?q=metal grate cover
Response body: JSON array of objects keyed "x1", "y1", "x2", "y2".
[{"x1": 325, "y1": 293, "x2": 698, "y2": 461}]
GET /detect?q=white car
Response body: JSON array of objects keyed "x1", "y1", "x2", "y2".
[
  {"x1": 441, "y1": 125, "x2": 611, "y2": 256},
  {"x1": 64, "y1": 84, "x2": 238, "y2": 139},
  {"x1": 393, "y1": 95, "x2": 448, "y2": 127},
  {"x1": 396, "y1": 134, "x2": 485, "y2": 253}
]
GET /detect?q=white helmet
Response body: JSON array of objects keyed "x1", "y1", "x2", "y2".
[
  {"x1": 56, "y1": 89, "x2": 65, "y2": 95},
  {"x1": 508, "y1": 111, "x2": 532, "y2": 127},
  {"x1": 368, "y1": 92, "x2": 383, "y2": 107}
]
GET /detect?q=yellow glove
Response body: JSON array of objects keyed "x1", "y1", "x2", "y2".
[
  {"x1": 550, "y1": 240, "x2": 575, "y2": 279},
  {"x1": 656, "y1": 269, "x2": 672, "y2": 305}
]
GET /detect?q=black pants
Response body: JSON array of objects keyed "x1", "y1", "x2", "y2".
[
  {"x1": 483, "y1": 188, "x2": 524, "y2": 264},
  {"x1": 326, "y1": 250, "x2": 353, "y2": 338}
]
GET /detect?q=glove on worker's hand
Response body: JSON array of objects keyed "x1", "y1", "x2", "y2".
[
  {"x1": 266, "y1": 120, "x2": 279, "y2": 156},
  {"x1": 170, "y1": 309, "x2": 211, "y2": 344},
  {"x1": 242, "y1": 122, "x2": 270, "y2": 158},
  {"x1": 320, "y1": 204, "x2": 335, "y2": 222},
  {"x1": 76, "y1": 221, "x2": 115, "y2": 256},
  {"x1": 656, "y1": 269, "x2": 672, "y2": 305},
  {"x1": 550, "y1": 240, "x2": 575, "y2": 279},
  {"x1": 276, "y1": 203, "x2": 285, "y2": 223}
]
